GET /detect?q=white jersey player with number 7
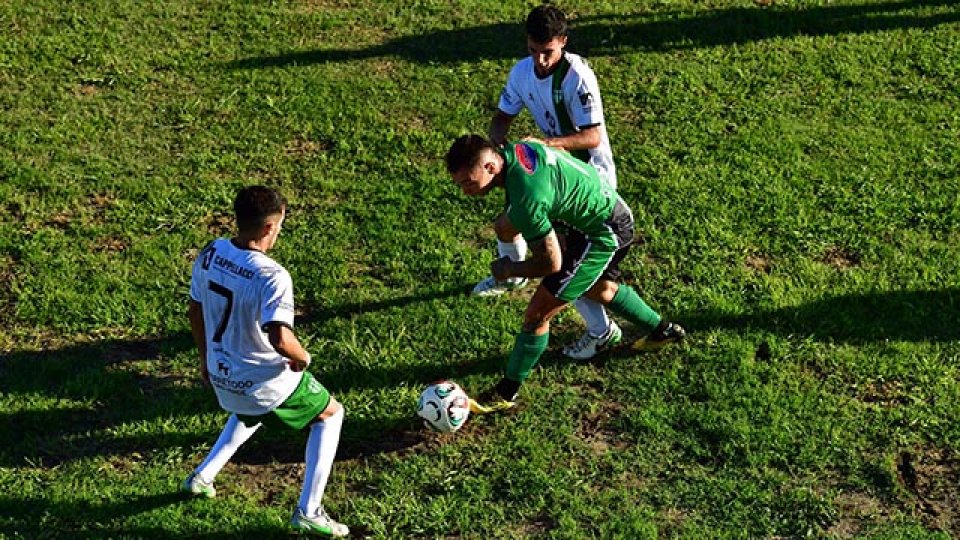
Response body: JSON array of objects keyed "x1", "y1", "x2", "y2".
[{"x1": 184, "y1": 185, "x2": 349, "y2": 537}]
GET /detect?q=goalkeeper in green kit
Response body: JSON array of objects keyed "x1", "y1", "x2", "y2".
[{"x1": 445, "y1": 135, "x2": 685, "y2": 413}]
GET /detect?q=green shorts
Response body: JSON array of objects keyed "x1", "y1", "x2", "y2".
[
  {"x1": 237, "y1": 371, "x2": 331, "y2": 431},
  {"x1": 542, "y1": 199, "x2": 635, "y2": 302}
]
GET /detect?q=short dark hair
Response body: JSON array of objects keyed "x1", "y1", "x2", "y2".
[
  {"x1": 526, "y1": 5, "x2": 568, "y2": 44},
  {"x1": 234, "y1": 185, "x2": 287, "y2": 233},
  {"x1": 445, "y1": 135, "x2": 496, "y2": 173}
]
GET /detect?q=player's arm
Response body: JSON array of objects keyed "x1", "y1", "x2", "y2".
[
  {"x1": 544, "y1": 124, "x2": 601, "y2": 152},
  {"x1": 187, "y1": 299, "x2": 210, "y2": 385},
  {"x1": 488, "y1": 110, "x2": 515, "y2": 147},
  {"x1": 491, "y1": 230, "x2": 562, "y2": 280},
  {"x1": 266, "y1": 322, "x2": 312, "y2": 372}
]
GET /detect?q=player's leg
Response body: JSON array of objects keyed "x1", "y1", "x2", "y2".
[
  {"x1": 552, "y1": 230, "x2": 622, "y2": 360},
  {"x1": 276, "y1": 373, "x2": 349, "y2": 537},
  {"x1": 470, "y1": 285, "x2": 567, "y2": 413},
  {"x1": 182, "y1": 413, "x2": 261, "y2": 498},
  {"x1": 588, "y1": 278, "x2": 685, "y2": 351},
  {"x1": 472, "y1": 212, "x2": 528, "y2": 296}
]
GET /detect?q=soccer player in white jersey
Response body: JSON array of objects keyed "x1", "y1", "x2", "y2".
[
  {"x1": 474, "y1": 5, "x2": 623, "y2": 361},
  {"x1": 183, "y1": 186, "x2": 348, "y2": 537}
]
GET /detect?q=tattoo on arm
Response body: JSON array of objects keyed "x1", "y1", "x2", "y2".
[{"x1": 511, "y1": 231, "x2": 562, "y2": 278}]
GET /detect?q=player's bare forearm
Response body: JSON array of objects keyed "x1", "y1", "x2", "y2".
[
  {"x1": 488, "y1": 111, "x2": 514, "y2": 147},
  {"x1": 545, "y1": 125, "x2": 601, "y2": 151},
  {"x1": 492, "y1": 233, "x2": 561, "y2": 279},
  {"x1": 267, "y1": 324, "x2": 311, "y2": 372},
  {"x1": 187, "y1": 300, "x2": 209, "y2": 384}
]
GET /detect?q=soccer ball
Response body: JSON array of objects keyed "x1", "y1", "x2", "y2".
[{"x1": 417, "y1": 381, "x2": 470, "y2": 433}]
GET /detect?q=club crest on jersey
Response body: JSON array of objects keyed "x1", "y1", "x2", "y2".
[{"x1": 515, "y1": 143, "x2": 538, "y2": 174}]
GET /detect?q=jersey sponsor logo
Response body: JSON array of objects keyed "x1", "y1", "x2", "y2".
[
  {"x1": 209, "y1": 372, "x2": 255, "y2": 395},
  {"x1": 267, "y1": 296, "x2": 294, "y2": 312},
  {"x1": 579, "y1": 91, "x2": 594, "y2": 112},
  {"x1": 515, "y1": 144, "x2": 538, "y2": 174}
]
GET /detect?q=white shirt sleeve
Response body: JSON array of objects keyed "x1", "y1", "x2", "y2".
[
  {"x1": 189, "y1": 241, "x2": 215, "y2": 303},
  {"x1": 565, "y1": 63, "x2": 605, "y2": 129},
  {"x1": 260, "y1": 268, "x2": 295, "y2": 329},
  {"x1": 497, "y1": 61, "x2": 528, "y2": 117}
]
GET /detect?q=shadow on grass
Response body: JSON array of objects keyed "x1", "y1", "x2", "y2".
[
  {"x1": 223, "y1": 0, "x2": 958, "y2": 69},
  {"x1": 0, "y1": 493, "x2": 305, "y2": 540},
  {"x1": 0, "y1": 285, "x2": 490, "y2": 468},
  {"x1": 673, "y1": 286, "x2": 960, "y2": 344}
]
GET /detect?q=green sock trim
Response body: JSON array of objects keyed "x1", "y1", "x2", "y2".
[
  {"x1": 504, "y1": 331, "x2": 549, "y2": 383},
  {"x1": 609, "y1": 285, "x2": 661, "y2": 333}
]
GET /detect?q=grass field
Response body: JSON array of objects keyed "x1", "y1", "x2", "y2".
[{"x1": 1, "y1": 0, "x2": 959, "y2": 537}]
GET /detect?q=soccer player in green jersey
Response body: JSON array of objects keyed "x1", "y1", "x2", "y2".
[
  {"x1": 446, "y1": 135, "x2": 685, "y2": 413},
  {"x1": 475, "y1": 5, "x2": 626, "y2": 361}
]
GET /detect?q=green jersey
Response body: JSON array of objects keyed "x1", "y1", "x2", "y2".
[{"x1": 502, "y1": 141, "x2": 619, "y2": 250}]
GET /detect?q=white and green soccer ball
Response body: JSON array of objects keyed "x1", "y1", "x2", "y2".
[{"x1": 417, "y1": 381, "x2": 470, "y2": 433}]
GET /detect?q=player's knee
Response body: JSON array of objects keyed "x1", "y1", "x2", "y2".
[
  {"x1": 317, "y1": 397, "x2": 343, "y2": 421},
  {"x1": 521, "y1": 314, "x2": 551, "y2": 334},
  {"x1": 587, "y1": 280, "x2": 619, "y2": 304}
]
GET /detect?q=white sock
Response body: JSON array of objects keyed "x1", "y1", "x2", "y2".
[
  {"x1": 298, "y1": 407, "x2": 344, "y2": 517},
  {"x1": 497, "y1": 238, "x2": 527, "y2": 284},
  {"x1": 497, "y1": 238, "x2": 527, "y2": 262},
  {"x1": 575, "y1": 297, "x2": 611, "y2": 337},
  {"x1": 195, "y1": 414, "x2": 261, "y2": 482}
]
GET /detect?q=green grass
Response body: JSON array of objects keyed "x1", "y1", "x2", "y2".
[{"x1": 1, "y1": 0, "x2": 959, "y2": 537}]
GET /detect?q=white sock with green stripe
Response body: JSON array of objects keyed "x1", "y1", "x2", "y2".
[
  {"x1": 196, "y1": 414, "x2": 261, "y2": 483},
  {"x1": 298, "y1": 406, "x2": 344, "y2": 517}
]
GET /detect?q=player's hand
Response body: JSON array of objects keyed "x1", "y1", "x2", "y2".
[
  {"x1": 289, "y1": 354, "x2": 311, "y2": 372},
  {"x1": 521, "y1": 135, "x2": 546, "y2": 145},
  {"x1": 491, "y1": 256, "x2": 512, "y2": 281}
]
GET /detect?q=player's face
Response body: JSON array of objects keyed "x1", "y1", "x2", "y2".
[
  {"x1": 451, "y1": 153, "x2": 498, "y2": 197},
  {"x1": 528, "y1": 36, "x2": 567, "y2": 77}
]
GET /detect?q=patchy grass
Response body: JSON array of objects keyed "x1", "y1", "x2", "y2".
[{"x1": 1, "y1": 0, "x2": 959, "y2": 538}]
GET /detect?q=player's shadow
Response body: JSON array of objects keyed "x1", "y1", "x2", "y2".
[
  {"x1": 0, "y1": 285, "x2": 494, "y2": 468},
  {"x1": 223, "y1": 0, "x2": 957, "y2": 69},
  {"x1": 296, "y1": 284, "x2": 474, "y2": 326},
  {"x1": 676, "y1": 286, "x2": 960, "y2": 345},
  {"x1": 0, "y1": 493, "x2": 306, "y2": 540}
]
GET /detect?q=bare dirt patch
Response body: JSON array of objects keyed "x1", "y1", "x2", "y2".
[
  {"x1": 517, "y1": 513, "x2": 556, "y2": 536},
  {"x1": 574, "y1": 386, "x2": 630, "y2": 454},
  {"x1": 857, "y1": 379, "x2": 909, "y2": 407},
  {"x1": 822, "y1": 246, "x2": 861, "y2": 270},
  {"x1": 0, "y1": 255, "x2": 19, "y2": 320},
  {"x1": 206, "y1": 211, "x2": 234, "y2": 236},
  {"x1": 94, "y1": 235, "x2": 128, "y2": 253},
  {"x1": 745, "y1": 253, "x2": 772, "y2": 274},
  {"x1": 896, "y1": 447, "x2": 959, "y2": 535},
  {"x1": 828, "y1": 490, "x2": 887, "y2": 539},
  {"x1": 284, "y1": 137, "x2": 334, "y2": 157}
]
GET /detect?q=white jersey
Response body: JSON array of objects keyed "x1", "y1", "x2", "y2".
[
  {"x1": 189, "y1": 238, "x2": 301, "y2": 416},
  {"x1": 497, "y1": 51, "x2": 617, "y2": 188}
]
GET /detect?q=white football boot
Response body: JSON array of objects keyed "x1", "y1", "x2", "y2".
[
  {"x1": 471, "y1": 276, "x2": 528, "y2": 297},
  {"x1": 563, "y1": 322, "x2": 623, "y2": 360}
]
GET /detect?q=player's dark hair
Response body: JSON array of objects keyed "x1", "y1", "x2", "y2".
[
  {"x1": 526, "y1": 4, "x2": 568, "y2": 44},
  {"x1": 234, "y1": 185, "x2": 287, "y2": 233},
  {"x1": 445, "y1": 134, "x2": 496, "y2": 173}
]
